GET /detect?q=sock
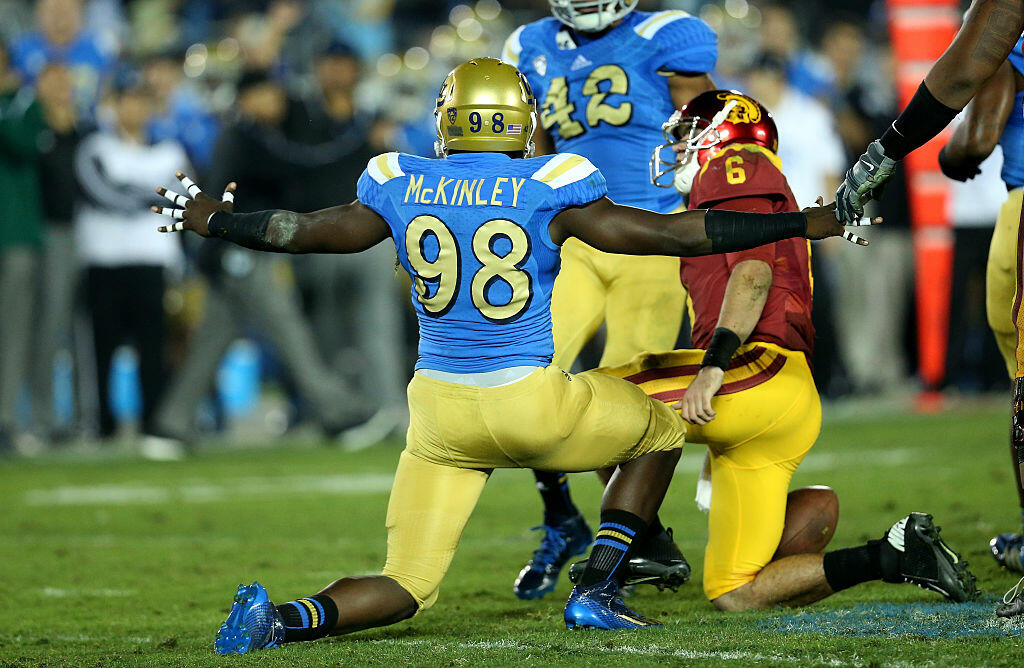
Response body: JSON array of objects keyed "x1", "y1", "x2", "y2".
[
  {"x1": 275, "y1": 594, "x2": 339, "y2": 643},
  {"x1": 534, "y1": 470, "x2": 580, "y2": 522},
  {"x1": 644, "y1": 515, "x2": 667, "y2": 541},
  {"x1": 822, "y1": 540, "x2": 889, "y2": 592},
  {"x1": 579, "y1": 509, "x2": 648, "y2": 588}
]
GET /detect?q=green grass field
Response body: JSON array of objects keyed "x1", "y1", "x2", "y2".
[{"x1": 4, "y1": 403, "x2": 1024, "y2": 667}]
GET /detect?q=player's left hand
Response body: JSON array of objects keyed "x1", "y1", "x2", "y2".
[
  {"x1": 835, "y1": 139, "x2": 897, "y2": 223},
  {"x1": 803, "y1": 198, "x2": 880, "y2": 246},
  {"x1": 674, "y1": 366, "x2": 724, "y2": 425},
  {"x1": 152, "y1": 171, "x2": 236, "y2": 237}
]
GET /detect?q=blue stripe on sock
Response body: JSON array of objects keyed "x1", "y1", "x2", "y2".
[
  {"x1": 605, "y1": 549, "x2": 630, "y2": 581},
  {"x1": 292, "y1": 601, "x2": 310, "y2": 628},
  {"x1": 593, "y1": 538, "x2": 629, "y2": 551},
  {"x1": 307, "y1": 598, "x2": 325, "y2": 627},
  {"x1": 600, "y1": 522, "x2": 636, "y2": 536}
]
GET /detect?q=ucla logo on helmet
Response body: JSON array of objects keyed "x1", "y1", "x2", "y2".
[
  {"x1": 447, "y1": 107, "x2": 458, "y2": 124},
  {"x1": 716, "y1": 92, "x2": 761, "y2": 124}
]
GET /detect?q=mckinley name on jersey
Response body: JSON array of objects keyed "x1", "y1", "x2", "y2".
[
  {"x1": 357, "y1": 151, "x2": 607, "y2": 373},
  {"x1": 502, "y1": 10, "x2": 717, "y2": 214}
]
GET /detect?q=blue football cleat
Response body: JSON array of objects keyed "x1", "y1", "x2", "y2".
[
  {"x1": 214, "y1": 581, "x2": 285, "y2": 654},
  {"x1": 513, "y1": 514, "x2": 592, "y2": 600},
  {"x1": 564, "y1": 580, "x2": 662, "y2": 630},
  {"x1": 991, "y1": 533, "x2": 1024, "y2": 572}
]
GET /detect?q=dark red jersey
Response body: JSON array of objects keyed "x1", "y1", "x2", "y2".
[{"x1": 683, "y1": 143, "x2": 814, "y2": 358}]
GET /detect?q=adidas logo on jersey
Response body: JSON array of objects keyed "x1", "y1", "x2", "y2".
[
  {"x1": 570, "y1": 54, "x2": 592, "y2": 71},
  {"x1": 533, "y1": 54, "x2": 547, "y2": 76}
]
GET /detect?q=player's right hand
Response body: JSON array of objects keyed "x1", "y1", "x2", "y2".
[
  {"x1": 803, "y1": 198, "x2": 881, "y2": 246},
  {"x1": 835, "y1": 139, "x2": 897, "y2": 223},
  {"x1": 152, "y1": 172, "x2": 236, "y2": 237}
]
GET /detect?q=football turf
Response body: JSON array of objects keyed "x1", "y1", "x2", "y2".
[{"x1": 4, "y1": 404, "x2": 1024, "y2": 666}]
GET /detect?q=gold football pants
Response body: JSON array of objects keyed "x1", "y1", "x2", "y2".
[
  {"x1": 987, "y1": 187, "x2": 1023, "y2": 378},
  {"x1": 552, "y1": 238, "x2": 687, "y2": 368},
  {"x1": 599, "y1": 343, "x2": 822, "y2": 599},
  {"x1": 381, "y1": 365, "x2": 688, "y2": 608}
]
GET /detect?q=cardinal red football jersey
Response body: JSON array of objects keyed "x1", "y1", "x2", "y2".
[{"x1": 683, "y1": 143, "x2": 814, "y2": 359}]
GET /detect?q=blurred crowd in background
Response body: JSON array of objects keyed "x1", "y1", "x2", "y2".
[{"x1": 0, "y1": 0, "x2": 1008, "y2": 458}]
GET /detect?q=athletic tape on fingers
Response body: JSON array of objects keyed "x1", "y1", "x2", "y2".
[
  {"x1": 842, "y1": 231, "x2": 864, "y2": 245},
  {"x1": 222, "y1": 190, "x2": 234, "y2": 203},
  {"x1": 178, "y1": 175, "x2": 202, "y2": 198},
  {"x1": 161, "y1": 189, "x2": 189, "y2": 207},
  {"x1": 156, "y1": 207, "x2": 185, "y2": 219}
]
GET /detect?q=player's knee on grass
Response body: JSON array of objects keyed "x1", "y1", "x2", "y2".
[
  {"x1": 379, "y1": 571, "x2": 441, "y2": 612},
  {"x1": 710, "y1": 582, "x2": 760, "y2": 612}
]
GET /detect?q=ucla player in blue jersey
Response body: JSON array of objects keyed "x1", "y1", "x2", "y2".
[
  {"x1": 938, "y1": 40, "x2": 1024, "y2": 609},
  {"x1": 151, "y1": 58, "x2": 870, "y2": 649},
  {"x1": 502, "y1": 0, "x2": 719, "y2": 601}
]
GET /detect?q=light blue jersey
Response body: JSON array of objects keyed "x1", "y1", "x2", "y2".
[
  {"x1": 357, "y1": 151, "x2": 608, "y2": 373},
  {"x1": 503, "y1": 10, "x2": 717, "y2": 213},
  {"x1": 1002, "y1": 36, "x2": 1024, "y2": 188}
]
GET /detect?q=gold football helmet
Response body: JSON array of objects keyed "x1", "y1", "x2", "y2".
[{"x1": 434, "y1": 57, "x2": 537, "y2": 158}]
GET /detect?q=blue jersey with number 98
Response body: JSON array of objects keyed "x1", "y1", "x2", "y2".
[
  {"x1": 356, "y1": 151, "x2": 607, "y2": 373},
  {"x1": 503, "y1": 10, "x2": 717, "y2": 214}
]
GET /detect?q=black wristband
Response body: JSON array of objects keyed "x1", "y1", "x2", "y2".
[
  {"x1": 704, "y1": 209, "x2": 806, "y2": 254},
  {"x1": 701, "y1": 327, "x2": 742, "y2": 370},
  {"x1": 880, "y1": 82, "x2": 959, "y2": 161},
  {"x1": 208, "y1": 210, "x2": 277, "y2": 252}
]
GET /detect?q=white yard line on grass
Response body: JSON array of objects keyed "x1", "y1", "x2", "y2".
[
  {"x1": 379, "y1": 638, "x2": 961, "y2": 668},
  {"x1": 20, "y1": 449, "x2": 916, "y2": 507},
  {"x1": 22, "y1": 473, "x2": 395, "y2": 507},
  {"x1": 42, "y1": 587, "x2": 136, "y2": 597}
]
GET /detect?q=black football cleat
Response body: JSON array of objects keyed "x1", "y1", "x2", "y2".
[
  {"x1": 567, "y1": 527, "x2": 690, "y2": 592},
  {"x1": 881, "y1": 513, "x2": 979, "y2": 603},
  {"x1": 997, "y1": 577, "x2": 1024, "y2": 618}
]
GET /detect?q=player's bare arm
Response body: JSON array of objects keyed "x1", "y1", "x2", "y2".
[
  {"x1": 668, "y1": 72, "x2": 716, "y2": 109},
  {"x1": 549, "y1": 196, "x2": 877, "y2": 257},
  {"x1": 676, "y1": 258, "x2": 772, "y2": 426},
  {"x1": 940, "y1": 60, "x2": 1017, "y2": 180},
  {"x1": 926, "y1": 0, "x2": 1024, "y2": 109},
  {"x1": 837, "y1": 0, "x2": 1024, "y2": 221},
  {"x1": 153, "y1": 171, "x2": 391, "y2": 253}
]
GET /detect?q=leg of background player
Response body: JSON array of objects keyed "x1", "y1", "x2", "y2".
[
  {"x1": 992, "y1": 194, "x2": 1024, "y2": 590},
  {"x1": 576, "y1": 448, "x2": 681, "y2": 587},
  {"x1": 514, "y1": 241, "x2": 605, "y2": 599}
]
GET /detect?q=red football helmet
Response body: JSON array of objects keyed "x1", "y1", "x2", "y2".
[{"x1": 650, "y1": 89, "x2": 779, "y2": 189}]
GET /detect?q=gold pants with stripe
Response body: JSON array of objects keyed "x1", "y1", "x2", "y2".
[
  {"x1": 986, "y1": 187, "x2": 1023, "y2": 378},
  {"x1": 599, "y1": 343, "x2": 822, "y2": 600},
  {"x1": 552, "y1": 238, "x2": 687, "y2": 369},
  {"x1": 381, "y1": 365, "x2": 688, "y2": 609}
]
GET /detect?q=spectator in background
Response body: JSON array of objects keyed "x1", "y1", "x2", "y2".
[
  {"x1": 143, "y1": 51, "x2": 219, "y2": 176},
  {"x1": 285, "y1": 41, "x2": 408, "y2": 446},
  {"x1": 32, "y1": 63, "x2": 84, "y2": 442},
  {"x1": 0, "y1": 41, "x2": 46, "y2": 454},
  {"x1": 151, "y1": 70, "x2": 371, "y2": 453},
  {"x1": 829, "y1": 42, "x2": 915, "y2": 394},
  {"x1": 746, "y1": 53, "x2": 849, "y2": 395},
  {"x1": 10, "y1": 0, "x2": 116, "y2": 118},
  {"x1": 746, "y1": 54, "x2": 844, "y2": 207},
  {"x1": 74, "y1": 74, "x2": 186, "y2": 441}
]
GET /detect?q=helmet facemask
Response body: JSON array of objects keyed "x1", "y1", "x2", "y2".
[
  {"x1": 649, "y1": 100, "x2": 739, "y2": 194},
  {"x1": 548, "y1": 0, "x2": 638, "y2": 33}
]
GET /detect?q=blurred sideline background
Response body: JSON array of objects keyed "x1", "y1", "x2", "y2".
[{"x1": 0, "y1": 0, "x2": 1007, "y2": 459}]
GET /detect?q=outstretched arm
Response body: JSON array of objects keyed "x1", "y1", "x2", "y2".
[
  {"x1": 548, "y1": 196, "x2": 875, "y2": 257},
  {"x1": 926, "y1": 0, "x2": 1024, "y2": 110},
  {"x1": 939, "y1": 59, "x2": 1017, "y2": 181},
  {"x1": 152, "y1": 172, "x2": 390, "y2": 254},
  {"x1": 837, "y1": 0, "x2": 1024, "y2": 221}
]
